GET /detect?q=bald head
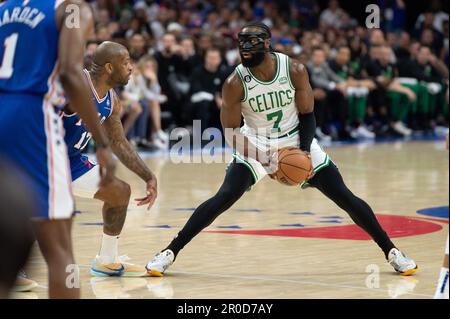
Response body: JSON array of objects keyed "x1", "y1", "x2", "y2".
[
  {"x1": 93, "y1": 41, "x2": 128, "y2": 66},
  {"x1": 91, "y1": 41, "x2": 132, "y2": 87}
]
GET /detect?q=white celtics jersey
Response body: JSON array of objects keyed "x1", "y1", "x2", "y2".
[{"x1": 235, "y1": 52, "x2": 299, "y2": 138}]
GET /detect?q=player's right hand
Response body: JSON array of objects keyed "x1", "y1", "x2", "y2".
[{"x1": 96, "y1": 145, "x2": 116, "y2": 187}]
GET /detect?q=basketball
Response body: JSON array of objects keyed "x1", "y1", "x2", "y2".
[{"x1": 275, "y1": 147, "x2": 312, "y2": 186}]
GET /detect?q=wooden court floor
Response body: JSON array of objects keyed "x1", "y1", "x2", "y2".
[{"x1": 17, "y1": 140, "x2": 449, "y2": 299}]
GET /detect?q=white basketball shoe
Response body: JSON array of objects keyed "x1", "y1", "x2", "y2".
[
  {"x1": 388, "y1": 248, "x2": 418, "y2": 276},
  {"x1": 146, "y1": 249, "x2": 175, "y2": 277}
]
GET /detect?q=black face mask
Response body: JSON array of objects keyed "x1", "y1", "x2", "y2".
[{"x1": 238, "y1": 31, "x2": 269, "y2": 68}]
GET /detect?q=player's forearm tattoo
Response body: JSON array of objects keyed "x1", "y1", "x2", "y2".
[{"x1": 107, "y1": 117, "x2": 153, "y2": 182}]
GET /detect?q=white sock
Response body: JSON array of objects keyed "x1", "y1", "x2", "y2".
[
  {"x1": 434, "y1": 267, "x2": 449, "y2": 299},
  {"x1": 98, "y1": 234, "x2": 119, "y2": 264}
]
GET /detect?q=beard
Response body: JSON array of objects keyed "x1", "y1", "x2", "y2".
[
  {"x1": 111, "y1": 72, "x2": 130, "y2": 86},
  {"x1": 240, "y1": 51, "x2": 265, "y2": 68},
  {"x1": 118, "y1": 77, "x2": 130, "y2": 86}
]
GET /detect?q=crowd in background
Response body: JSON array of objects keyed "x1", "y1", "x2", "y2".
[{"x1": 84, "y1": 0, "x2": 449, "y2": 150}]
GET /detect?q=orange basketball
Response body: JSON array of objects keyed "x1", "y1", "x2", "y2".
[{"x1": 275, "y1": 147, "x2": 312, "y2": 186}]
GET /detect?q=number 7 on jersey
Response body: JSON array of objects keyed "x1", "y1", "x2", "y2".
[{"x1": 267, "y1": 110, "x2": 283, "y2": 133}]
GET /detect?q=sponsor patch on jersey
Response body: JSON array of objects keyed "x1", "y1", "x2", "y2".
[{"x1": 279, "y1": 76, "x2": 288, "y2": 84}]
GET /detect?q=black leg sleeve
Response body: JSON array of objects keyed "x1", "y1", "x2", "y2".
[
  {"x1": 166, "y1": 162, "x2": 254, "y2": 257},
  {"x1": 308, "y1": 163, "x2": 395, "y2": 258}
]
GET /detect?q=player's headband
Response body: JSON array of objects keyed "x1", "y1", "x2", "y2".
[{"x1": 238, "y1": 31, "x2": 270, "y2": 53}]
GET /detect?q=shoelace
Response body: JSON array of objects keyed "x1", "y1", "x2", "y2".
[
  {"x1": 151, "y1": 252, "x2": 172, "y2": 264},
  {"x1": 396, "y1": 253, "x2": 411, "y2": 265},
  {"x1": 151, "y1": 253, "x2": 164, "y2": 263},
  {"x1": 390, "y1": 251, "x2": 411, "y2": 267}
]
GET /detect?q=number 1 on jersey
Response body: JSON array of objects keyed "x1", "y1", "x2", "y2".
[
  {"x1": 267, "y1": 110, "x2": 283, "y2": 133},
  {"x1": 0, "y1": 33, "x2": 19, "y2": 79}
]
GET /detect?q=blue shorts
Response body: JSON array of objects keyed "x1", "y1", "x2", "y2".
[
  {"x1": 0, "y1": 93, "x2": 74, "y2": 219},
  {"x1": 70, "y1": 153, "x2": 96, "y2": 181}
]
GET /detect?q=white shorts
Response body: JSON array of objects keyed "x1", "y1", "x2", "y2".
[
  {"x1": 72, "y1": 164, "x2": 100, "y2": 198},
  {"x1": 230, "y1": 135, "x2": 331, "y2": 188}
]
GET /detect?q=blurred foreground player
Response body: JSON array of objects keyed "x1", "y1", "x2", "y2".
[
  {"x1": 0, "y1": 0, "x2": 115, "y2": 298},
  {"x1": 0, "y1": 161, "x2": 34, "y2": 298},
  {"x1": 434, "y1": 235, "x2": 449, "y2": 299}
]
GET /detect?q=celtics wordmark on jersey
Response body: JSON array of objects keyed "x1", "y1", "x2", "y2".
[{"x1": 235, "y1": 52, "x2": 299, "y2": 137}]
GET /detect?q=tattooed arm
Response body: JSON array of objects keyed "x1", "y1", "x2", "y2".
[{"x1": 103, "y1": 91, "x2": 157, "y2": 209}]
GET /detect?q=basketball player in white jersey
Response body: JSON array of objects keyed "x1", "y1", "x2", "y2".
[{"x1": 146, "y1": 22, "x2": 417, "y2": 277}]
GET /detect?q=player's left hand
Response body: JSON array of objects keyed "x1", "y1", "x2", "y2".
[{"x1": 135, "y1": 175, "x2": 158, "y2": 210}]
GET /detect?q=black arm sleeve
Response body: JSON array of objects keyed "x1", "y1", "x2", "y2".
[{"x1": 298, "y1": 112, "x2": 316, "y2": 152}]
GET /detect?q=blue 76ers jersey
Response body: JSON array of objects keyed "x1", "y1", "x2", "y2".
[
  {"x1": 63, "y1": 69, "x2": 114, "y2": 159},
  {"x1": 0, "y1": 0, "x2": 60, "y2": 95}
]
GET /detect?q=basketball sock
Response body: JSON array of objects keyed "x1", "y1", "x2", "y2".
[
  {"x1": 308, "y1": 163, "x2": 395, "y2": 259},
  {"x1": 165, "y1": 240, "x2": 181, "y2": 259},
  {"x1": 99, "y1": 233, "x2": 119, "y2": 264},
  {"x1": 165, "y1": 163, "x2": 254, "y2": 260},
  {"x1": 434, "y1": 267, "x2": 449, "y2": 299}
]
